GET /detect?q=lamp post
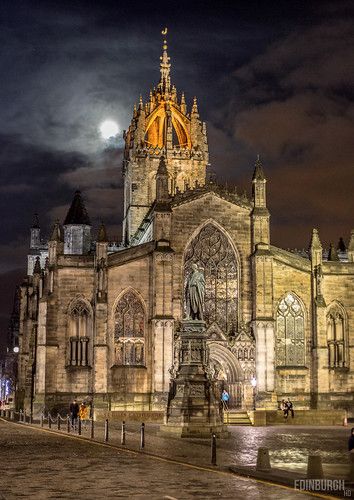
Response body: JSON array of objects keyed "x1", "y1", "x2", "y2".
[{"x1": 251, "y1": 377, "x2": 257, "y2": 411}]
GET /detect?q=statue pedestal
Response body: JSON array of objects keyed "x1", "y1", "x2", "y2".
[{"x1": 160, "y1": 320, "x2": 227, "y2": 438}]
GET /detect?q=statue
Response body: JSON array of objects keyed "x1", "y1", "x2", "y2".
[{"x1": 185, "y1": 263, "x2": 205, "y2": 321}]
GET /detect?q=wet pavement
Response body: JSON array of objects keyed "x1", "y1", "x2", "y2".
[
  {"x1": 0, "y1": 419, "x2": 327, "y2": 499},
  {"x1": 59, "y1": 419, "x2": 350, "y2": 475}
]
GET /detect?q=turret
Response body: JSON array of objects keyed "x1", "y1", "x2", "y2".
[
  {"x1": 309, "y1": 228, "x2": 323, "y2": 267},
  {"x1": 30, "y1": 213, "x2": 41, "y2": 249},
  {"x1": 251, "y1": 156, "x2": 270, "y2": 250},
  {"x1": 63, "y1": 190, "x2": 91, "y2": 255},
  {"x1": 348, "y1": 230, "x2": 354, "y2": 262},
  {"x1": 48, "y1": 220, "x2": 64, "y2": 265},
  {"x1": 122, "y1": 29, "x2": 209, "y2": 245}
]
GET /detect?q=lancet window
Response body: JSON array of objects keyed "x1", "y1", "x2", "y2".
[
  {"x1": 276, "y1": 293, "x2": 305, "y2": 366},
  {"x1": 327, "y1": 303, "x2": 346, "y2": 368},
  {"x1": 114, "y1": 290, "x2": 145, "y2": 366},
  {"x1": 184, "y1": 224, "x2": 238, "y2": 336},
  {"x1": 68, "y1": 300, "x2": 91, "y2": 367}
]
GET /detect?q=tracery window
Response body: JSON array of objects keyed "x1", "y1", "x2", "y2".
[
  {"x1": 327, "y1": 304, "x2": 346, "y2": 368},
  {"x1": 276, "y1": 293, "x2": 305, "y2": 366},
  {"x1": 68, "y1": 300, "x2": 91, "y2": 367},
  {"x1": 114, "y1": 290, "x2": 145, "y2": 366},
  {"x1": 184, "y1": 224, "x2": 238, "y2": 336}
]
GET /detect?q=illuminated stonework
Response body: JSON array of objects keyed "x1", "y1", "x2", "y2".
[{"x1": 122, "y1": 31, "x2": 209, "y2": 243}]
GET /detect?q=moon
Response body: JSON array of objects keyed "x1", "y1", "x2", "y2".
[{"x1": 99, "y1": 120, "x2": 119, "y2": 140}]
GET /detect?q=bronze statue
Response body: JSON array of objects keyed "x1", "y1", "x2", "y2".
[{"x1": 185, "y1": 263, "x2": 205, "y2": 320}]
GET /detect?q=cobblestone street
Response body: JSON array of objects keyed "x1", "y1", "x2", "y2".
[{"x1": 0, "y1": 419, "x2": 323, "y2": 500}]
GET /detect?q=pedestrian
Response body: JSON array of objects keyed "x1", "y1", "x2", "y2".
[
  {"x1": 286, "y1": 398, "x2": 295, "y2": 418},
  {"x1": 280, "y1": 399, "x2": 288, "y2": 419},
  {"x1": 79, "y1": 401, "x2": 89, "y2": 430},
  {"x1": 348, "y1": 428, "x2": 354, "y2": 452},
  {"x1": 221, "y1": 389, "x2": 230, "y2": 411},
  {"x1": 69, "y1": 399, "x2": 79, "y2": 430}
]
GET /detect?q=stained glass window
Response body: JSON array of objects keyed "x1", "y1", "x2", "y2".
[
  {"x1": 114, "y1": 290, "x2": 145, "y2": 366},
  {"x1": 68, "y1": 300, "x2": 91, "y2": 367},
  {"x1": 184, "y1": 224, "x2": 238, "y2": 336},
  {"x1": 276, "y1": 293, "x2": 305, "y2": 366},
  {"x1": 327, "y1": 304, "x2": 346, "y2": 368}
]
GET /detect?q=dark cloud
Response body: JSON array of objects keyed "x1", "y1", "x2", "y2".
[{"x1": 0, "y1": 0, "x2": 354, "y2": 346}]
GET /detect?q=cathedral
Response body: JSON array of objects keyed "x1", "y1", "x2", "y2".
[{"x1": 17, "y1": 34, "x2": 354, "y2": 422}]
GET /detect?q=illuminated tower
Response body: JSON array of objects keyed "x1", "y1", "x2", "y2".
[{"x1": 122, "y1": 29, "x2": 209, "y2": 244}]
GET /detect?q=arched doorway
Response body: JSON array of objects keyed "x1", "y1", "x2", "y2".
[{"x1": 208, "y1": 342, "x2": 244, "y2": 409}]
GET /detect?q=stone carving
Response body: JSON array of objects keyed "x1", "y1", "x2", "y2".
[{"x1": 185, "y1": 263, "x2": 205, "y2": 320}]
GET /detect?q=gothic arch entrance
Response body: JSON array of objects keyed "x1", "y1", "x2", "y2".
[{"x1": 208, "y1": 342, "x2": 244, "y2": 409}]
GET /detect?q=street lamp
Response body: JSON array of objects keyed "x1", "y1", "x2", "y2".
[{"x1": 251, "y1": 377, "x2": 257, "y2": 411}]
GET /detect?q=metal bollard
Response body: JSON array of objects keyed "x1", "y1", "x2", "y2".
[
  {"x1": 307, "y1": 455, "x2": 323, "y2": 479},
  {"x1": 57, "y1": 415, "x2": 61, "y2": 431},
  {"x1": 40, "y1": 413, "x2": 44, "y2": 427},
  {"x1": 104, "y1": 419, "x2": 109, "y2": 442},
  {"x1": 121, "y1": 421, "x2": 126, "y2": 445},
  {"x1": 67, "y1": 416, "x2": 70, "y2": 433},
  {"x1": 211, "y1": 433, "x2": 217, "y2": 465},
  {"x1": 78, "y1": 417, "x2": 82, "y2": 436},
  {"x1": 140, "y1": 422, "x2": 145, "y2": 449},
  {"x1": 90, "y1": 418, "x2": 94, "y2": 439}
]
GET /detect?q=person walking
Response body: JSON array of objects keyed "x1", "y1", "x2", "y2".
[
  {"x1": 221, "y1": 389, "x2": 230, "y2": 411},
  {"x1": 79, "y1": 401, "x2": 89, "y2": 430},
  {"x1": 348, "y1": 428, "x2": 354, "y2": 452},
  {"x1": 69, "y1": 399, "x2": 79, "y2": 430}
]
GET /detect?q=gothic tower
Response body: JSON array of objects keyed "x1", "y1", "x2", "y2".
[{"x1": 122, "y1": 29, "x2": 209, "y2": 244}]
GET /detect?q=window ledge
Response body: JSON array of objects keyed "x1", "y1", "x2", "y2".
[
  {"x1": 328, "y1": 366, "x2": 349, "y2": 372},
  {"x1": 111, "y1": 364, "x2": 146, "y2": 369},
  {"x1": 66, "y1": 365, "x2": 92, "y2": 371},
  {"x1": 276, "y1": 366, "x2": 308, "y2": 370}
]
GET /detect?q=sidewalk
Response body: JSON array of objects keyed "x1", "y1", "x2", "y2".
[{"x1": 2, "y1": 413, "x2": 353, "y2": 497}]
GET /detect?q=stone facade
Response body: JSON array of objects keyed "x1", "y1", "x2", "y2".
[{"x1": 17, "y1": 34, "x2": 354, "y2": 419}]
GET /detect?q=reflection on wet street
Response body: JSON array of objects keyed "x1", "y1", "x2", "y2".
[{"x1": 0, "y1": 420, "x2": 322, "y2": 499}]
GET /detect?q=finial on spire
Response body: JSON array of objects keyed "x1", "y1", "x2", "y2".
[
  {"x1": 159, "y1": 27, "x2": 171, "y2": 92},
  {"x1": 252, "y1": 155, "x2": 265, "y2": 181}
]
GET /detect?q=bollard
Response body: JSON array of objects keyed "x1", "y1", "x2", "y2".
[
  {"x1": 90, "y1": 418, "x2": 94, "y2": 439},
  {"x1": 307, "y1": 455, "x2": 323, "y2": 479},
  {"x1": 211, "y1": 433, "x2": 217, "y2": 466},
  {"x1": 256, "y1": 447, "x2": 271, "y2": 472},
  {"x1": 57, "y1": 415, "x2": 61, "y2": 431},
  {"x1": 104, "y1": 419, "x2": 109, "y2": 442},
  {"x1": 48, "y1": 413, "x2": 52, "y2": 429},
  {"x1": 349, "y1": 452, "x2": 354, "y2": 482},
  {"x1": 121, "y1": 421, "x2": 126, "y2": 445},
  {"x1": 140, "y1": 423, "x2": 145, "y2": 450},
  {"x1": 78, "y1": 417, "x2": 82, "y2": 436},
  {"x1": 10, "y1": 410, "x2": 14, "y2": 420},
  {"x1": 40, "y1": 413, "x2": 44, "y2": 427},
  {"x1": 67, "y1": 416, "x2": 70, "y2": 433},
  {"x1": 19, "y1": 410, "x2": 22, "y2": 423}
]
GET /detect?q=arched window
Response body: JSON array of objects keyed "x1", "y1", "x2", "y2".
[
  {"x1": 276, "y1": 293, "x2": 305, "y2": 366},
  {"x1": 114, "y1": 290, "x2": 145, "y2": 366},
  {"x1": 184, "y1": 223, "x2": 238, "y2": 336},
  {"x1": 68, "y1": 300, "x2": 91, "y2": 367},
  {"x1": 327, "y1": 303, "x2": 346, "y2": 368}
]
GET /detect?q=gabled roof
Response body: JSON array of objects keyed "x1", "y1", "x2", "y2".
[{"x1": 64, "y1": 190, "x2": 91, "y2": 226}]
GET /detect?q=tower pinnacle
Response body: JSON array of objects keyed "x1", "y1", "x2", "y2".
[{"x1": 159, "y1": 27, "x2": 171, "y2": 93}]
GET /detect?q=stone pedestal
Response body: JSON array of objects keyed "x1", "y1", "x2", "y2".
[{"x1": 161, "y1": 320, "x2": 227, "y2": 438}]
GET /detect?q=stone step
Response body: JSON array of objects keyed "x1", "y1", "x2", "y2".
[{"x1": 223, "y1": 411, "x2": 252, "y2": 426}]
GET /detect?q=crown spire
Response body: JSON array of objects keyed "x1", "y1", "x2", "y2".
[{"x1": 159, "y1": 27, "x2": 171, "y2": 93}]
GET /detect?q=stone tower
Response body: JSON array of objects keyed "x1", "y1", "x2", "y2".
[
  {"x1": 122, "y1": 29, "x2": 209, "y2": 244},
  {"x1": 63, "y1": 190, "x2": 91, "y2": 255}
]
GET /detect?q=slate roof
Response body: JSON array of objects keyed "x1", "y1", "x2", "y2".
[{"x1": 64, "y1": 190, "x2": 91, "y2": 225}]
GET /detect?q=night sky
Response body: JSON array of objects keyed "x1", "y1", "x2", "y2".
[{"x1": 1, "y1": 0, "x2": 354, "y2": 351}]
